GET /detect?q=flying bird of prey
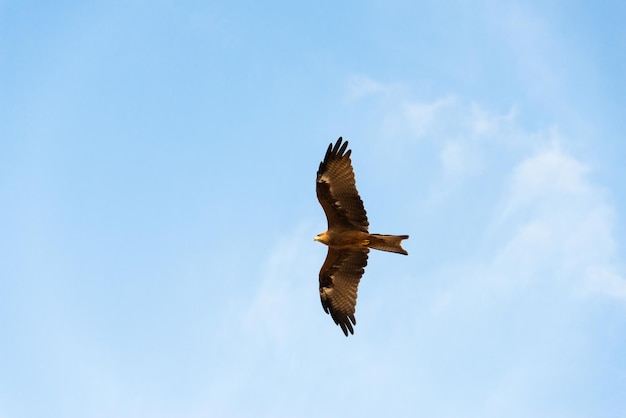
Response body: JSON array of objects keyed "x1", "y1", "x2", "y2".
[{"x1": 315, "y1": 137, "x2": 408, "y2": 336}]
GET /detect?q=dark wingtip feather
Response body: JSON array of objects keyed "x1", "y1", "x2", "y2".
[
  {"x1": 340, "y1": 320, "x2": 354, "y2": 337},
  {"x1": 337, "y1": 139, "x2": 348, "y2": 156},
  {"x1": 338, "y1": 313, "x2": 356, "y2": 336},
  {"x1": 329, "y1": 137, "x2": 349, "y2": 159},
  {"x1": 318, "y1": 137, "x2": 352, "y2": 178}
]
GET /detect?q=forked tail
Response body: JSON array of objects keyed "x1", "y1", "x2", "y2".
[{"x1": 368, "y1": 234, "x2": 409, "y2": 255}]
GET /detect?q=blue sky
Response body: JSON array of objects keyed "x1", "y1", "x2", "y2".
[{"x1": 2, "y1": 1, "x2": 626, "y2": 417}]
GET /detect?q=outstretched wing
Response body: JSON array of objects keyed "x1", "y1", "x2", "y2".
[
  {"x1": 316, "y1": 137, "x2": 369, "y2": 232},
  {"x1": 319, "y1": 248, "x2": 369, "y2": 336}
]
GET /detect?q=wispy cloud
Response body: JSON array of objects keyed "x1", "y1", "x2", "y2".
[
  {"x1": 344, "y1": 74, "x2": 625, "y2": 297},
  {"x1": 494, "y1": 142, "x2": 623, "y2": 300},
  {"x1": 400, "y1": 96, "x2": 457, "y2": 140},
  {"x1": 242, "y1": 222, "x2": 321, "y2": 347},
  {"x1": 345, "y1": 75, "x2": 391, "y2": 102}
]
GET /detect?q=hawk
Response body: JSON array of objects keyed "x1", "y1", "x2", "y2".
[{"x1": 314, "y1": 137, "x2": 408, "y2": 336}]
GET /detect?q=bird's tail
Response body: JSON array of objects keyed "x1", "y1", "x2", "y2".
[{"x1": 368, "y1": 234, "x2": 409, "y2": 255}]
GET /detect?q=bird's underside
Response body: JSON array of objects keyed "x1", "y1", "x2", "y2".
[{"x1": 314, "y1": 137, "x2": 408, "y2": 336}]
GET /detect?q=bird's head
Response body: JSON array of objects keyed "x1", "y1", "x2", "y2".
[{"x1": 314, "y1": 232, "x2": 330, "y2": 245}]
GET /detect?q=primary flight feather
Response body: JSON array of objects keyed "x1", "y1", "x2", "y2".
[{"x1": 315, "y1": 137, "x2": 409, "y2": 336}]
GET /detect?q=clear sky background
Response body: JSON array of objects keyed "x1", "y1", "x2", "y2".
[{"x1": 2, "y1": 1, "x2": 626, "y2": 417}]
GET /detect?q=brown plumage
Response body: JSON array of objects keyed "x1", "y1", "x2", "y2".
[{"x1": 315, "y1": 137, "x2": 409, "y2": 336}]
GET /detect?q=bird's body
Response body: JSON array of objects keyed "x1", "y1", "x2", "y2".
[
  {"x1": 315, "y1": 137, "x2": 408, "y2": 336},
  {"x1": 314, "y1": 229, "x2": 370, "y2": 249}
]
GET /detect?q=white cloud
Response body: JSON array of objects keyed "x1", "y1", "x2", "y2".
[
  {"x1": 345, "y1": 77, "x2": 625, "y2": 307},
  {"x1": 492, "y1": 143, "x2": 624, "y2": 300},
  {"x1": 468, "y1": 102, "x2": 518, "y2": 138},
  {"x1": 439, "y1": 140, "x2": 467, "y2": 175},
  {"x1": 241, "y1": 222, "x2": 323, "y2": 347},
  {"x1": 500, "y1": 142, "x2": 591, "y2": 217},
  {"x1": 401, "y1": 96, "x2": 457, "y2": 139},
  {"x1": 439, "y1": 139, "x2": 482, "y2": 178},
  {"x1": 585, "y1": 266, "x2": 626, "y2": 300},
  {"x1": 345, "y1": 75, "x2": 390, "y2": 102}
]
